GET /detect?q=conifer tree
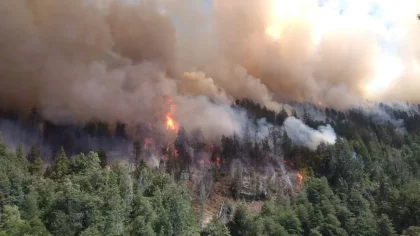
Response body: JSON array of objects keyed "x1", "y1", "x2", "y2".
[
  {"x1": 52, "y1": 147, "x2": 69, "y2": 180},
  {"x1": 98, "y1": 148, "x2": 107, "y2": 168},
  {"x1": 26, "y1": 144, "x2": 43, "y2": 176}
]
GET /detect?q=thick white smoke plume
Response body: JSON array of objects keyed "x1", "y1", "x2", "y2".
[{"x1": 284, "y1": 117, "x2": 337, "y2": 150}]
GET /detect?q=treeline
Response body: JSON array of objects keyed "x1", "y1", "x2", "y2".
[
  {"x1": 2, "y1": 101, "x2": 420, "y2": 235},
  {"x1": 225, "y1": 136, "x2": 420, "y2": 235},
  {"x1": 225, "y1": 100, "x2": 420, "y2": 235},
  {"x1": 0, "y1": 140, "x2": 202, "y2": 236},
  {"x1": 3, "y1": 132, "x2": 420, "y2": 235}
]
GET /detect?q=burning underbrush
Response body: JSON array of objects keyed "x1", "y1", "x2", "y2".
[{"x1": 0, "y1": 95, "x2": 309, "y2": 228}]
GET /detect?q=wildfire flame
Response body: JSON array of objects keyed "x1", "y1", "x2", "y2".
[
  {"x1": 280, "y1": 158, "x2": 303, "y2": 185},
  {"x1": 164, "y1": 97, "x2": 179, "y2": 133},
  {"x1": 144, "y1": 138, "x2": 153, "y2": 149},
  {"x1": 281, "y1": 159, "x2": 296, "y2": 167},
  {"x1": 174, "y1": 149, "x2": 179, "y2": 159},
  {"x1": 165, "y1": 115, "x2": 178, "y2": 131},
  {"x1": 198, "y1": 156, "x2": 221, "y2": 168},
  {"x1": 297, "y1": 172, "x2": 303, "y2": 185}
]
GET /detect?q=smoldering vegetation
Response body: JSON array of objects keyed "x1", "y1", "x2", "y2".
[{"x1": 1, "y1": 98, "x2": 419, "y2": 165}]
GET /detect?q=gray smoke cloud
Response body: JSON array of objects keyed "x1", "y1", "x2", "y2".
[
  {"x1": 0, "y1": 119, "x2": 52, "y2": 158},
  {"x1": 0, "y1": 0, "x2": 419, "y2": 141},
  {"x1": 284, "y1": 117, "x2": 337, "y2": 150}
]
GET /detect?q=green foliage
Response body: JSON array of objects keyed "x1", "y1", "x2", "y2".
[
  {"x1": 27, "y1": 144, "x2": 44, "y2": 176},
  {"x1": 51, "y1": 147, "x2": 69, "y2": 180},
  {"x1": 0, "y1": 171, "x2": 10, "y2": 206},
  {"x1": 15, "y1": 145, "x2": 26, "y2": 169},
  {"x1": 21, "y1": 192, "x2": 39, "y2": 220},
  {"x1": 201, "y1": 218, "x2": 230, "y2": 236},
  {"x1": 378, "y1": 214, "x2": 397, "y2": 236},
  {"x1": 0, "y1": 138, "x2": 199, "y2": 236},
  {"x1": 230, "y1": 169, "x2": 243, "y2": 200},
  {"x1": 0, "y1": 205, "x2": 25, "y2": 235},
  {"x1": 97, "y1": 148, "x2": 107, "y2": 169},
  {"x1": 4, "y1": 103, "x2": 420, "y2": 236},
  {"x1": 229, "y1": 204, "x2": 251, "y2": 236},
  {"x1": 309, "y1": 229, "x2": 322, "y2": 236},
  {"x1": 403, "y1": 226, "x2": 420, "y2": 236}
]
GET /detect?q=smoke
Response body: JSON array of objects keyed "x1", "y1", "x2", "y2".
[
  {"x1": 174, "y1": 96, "x2": 248, "y2": 141},
  {"x1": 284, "y1": 117, "x2": 337, "y2": 150},
  {"x1": 208, "y1": 0, "x2": 420, "y2": 107},
  {"x1": 0, "y1": 119, "x2": 52, "y2": 158},
  {"x1": 0, "y1": 0, "x2": 419, "y2": 141}
]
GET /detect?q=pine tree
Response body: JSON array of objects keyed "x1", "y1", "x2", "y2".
[
  {"x1": 44, "y1": 165, "x2": 53, "y2": 179},
  {"x1": 230, "y1": 168, "x2": 243, "y2": 200},
  {"x1": 276, "y1": 106, "x2": 289, "y2": 125},
  {"x1": 229, "y1": 204, "x2": 249, "y2": 236},
  {"x1": 26, "y1": 144, "x2": 43, "y2": 176},
  {"x1": 52, "y1": 147, "x2": 69, "y2": 180},
  {"x1": 98, "y1": 148, "x2": 107, "y2": 168},
  {"x1": 132, "y1": 140, "x2": 142, "y2": 167},
  {"x1": 32, "y1": 157, "x2": 44, "y2": 177},
  {"x1": 0, "y1": 172, "x2": 10, "y2": 206},
  {"x1": 15, "y1": 145, "x2": 25, "y2": 168},
  {"x1": 26, "y1": 144, "x2": 40, "y2": 165},
  {"x1": 201, "y1": 218, "x2": 230, "y2": 236},
  {"x1": 282, "y1": 131, "x2": 292, "y2": 157},
  {"x1": 378, "y1": 214, "x2": 397, "y2": 236}
]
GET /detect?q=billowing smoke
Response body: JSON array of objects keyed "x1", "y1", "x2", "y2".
[
  {"x1": 284, "y1": 117, "x2": 337, "y2": 150},
  {"x1": 208, "y1": 0, "x2": 420, "y2": 107},
  {"x1": 0, "y1": 0, "x2": 419, "y2": 140}
]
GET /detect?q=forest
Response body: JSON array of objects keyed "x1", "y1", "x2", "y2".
[{"x1": 1, "y1": 101, "x2": 420, "y2": 236}]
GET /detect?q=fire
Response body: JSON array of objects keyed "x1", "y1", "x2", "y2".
[
  {"x1": 281, "y1": 159, "x2": 295, "y2": 167},
  {"x1": 297, "y1": 172, "x2": 303, "y2": 185},
  {"x1": 215, "y1": 156, "x2": 221, "y2": 167},
  {"x1": 164, "y1": 97, "x2": 179, "y2": 133},
  {"x1": 165, "y1": 114, "x2": 178, "y2": 131},
  {"x1": 198, "y1": 156, "x2": 222, "y2": 168},
  {"x1": 144, "y1": 138, "x2": 153, "y2": 149},
  {"x1": 174, "y1": 149, "x2": 179, "y2": 159}
]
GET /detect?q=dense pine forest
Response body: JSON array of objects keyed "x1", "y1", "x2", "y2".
[
  {"x1": 2, "y1": 0, "x2": 420, "y2": 235},
  {"x1": 1, "y1": 101, "x2": 420, "y2": 235}
]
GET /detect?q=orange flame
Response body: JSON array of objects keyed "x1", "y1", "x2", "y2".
[
  {"x1": 165, "y1": 114, "x2": 178, "y2": 131},
  {"x1": 281, "y1": 159, "x2": 295, "y2": 167},
  {"x1": 198, "y1": 156, "x2": 222, "y2": 168},
  {"x1": 174, "y1": 149, "x2": 179, "y2": 159},
  {"x1": 164, "y1": 97, "x2": 179, "y2": 133},
  {"x1": 297, "y1": 172, "x2": 303, "y2": 185}
]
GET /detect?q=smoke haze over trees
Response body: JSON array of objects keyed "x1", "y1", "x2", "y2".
[
  {"x1": 2, "y1": 0, "x2": 420, "y2": 235},
  {"x1": 2, "y1": 99, "x2": 420, "y2": 235}
]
